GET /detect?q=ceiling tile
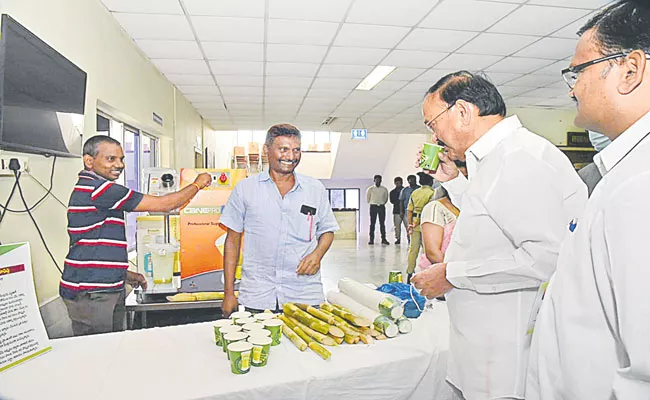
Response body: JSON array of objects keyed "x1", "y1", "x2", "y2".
[
  {"x1": 268, "y1": 0, "x2": 352, "y2": 22},
  {"x1": 420, "y1": 0, "x2": 519, "y2": 31},
  {"x1": 398, "y1": 29, "x2": 477, "y2": 52},
  {"x1": 530, "y1": 60, "x2": 569, "y2": 76},
  {"x1": 266, "y1": 44, "x2": 329, "y2": 63},
  {"x1": 191, "y1": 16, "x2": 264, "y2": 42},
  {"x1": 266, "y1": 76, "x2": 314, "y2": 88},
  {"x1": 202, "y1": 42, "x2": 264, "y2": 61},
  {"x1": 266, "y1": 62, "x2": 320, "y2": 77},
  {"x1": 527, "y1": 0, "x2": 612, "y2": 9},
  {"x1": 318, "y1": 64, "x2": 374, "y2": 79},
  {"x1": 497, "y1": 86, "x2": 535, "y2": 97},
  {"x1": 504, "y1": 74, "x2": 564, "y2": 87},
  {"x1": 550, "y1": 10, "x2": 598, "y2": 38},
  {"x1": 399, "y1": 81, "x2": 430, "y2": 93},
  {"x1": 334, "y1": 24, "x2": 410, "y2": 49},
  {"x1": 434, "y1": 54, "x2": 503, "y2": 70},
  {"x1": 268, "y1": 20, "x2": 340, "y2": 46},
  {"x1": 165, "y1": 74, "x2": 214, "y2": 85},
  {"x1": 113, "y1": 14, "x2": 194, "y2": 40},
  {"x1": 384, "y1": 67, "x2": 426, "y2": 81},
  {"x1": 506, "y1": 96, "x2": 549, "y2": 107},
  {"x1": 101, "y1": 0, "x2": 183, "y2": 14},
  {"x1": 414, "y1": 69, "x2": 457, "y2": 84},
  {"x1": 488, "y1": 5, "x2": 591, "y2": 36},
  {"x1": 220, "y1": 86, "x2": 263, "y2": 96},
  {"x1": 545, "y1": 80, "x2": 570, "y2": 89},
  {"x1": 514, "y1": 37, "x2": 579, "y2": 60},
  {"x1": 307, "y1": 88, "x2": 352, "y2": 98},
  {"x1": 177, "y1": 85, "x2": 218, "y2": 95},
  {"x1": 185, "y1": 94, "x2": 222, "y2": 103},
  {"x1": 383, "y1": 50, "x2": 448, "y2": 68},
  {"x1": 325, "y1": 47, "x2": 390, "y2": 65},
  {"x1": 458, "y1": 33, "x2": 539, "y2": 56},
  {"x1": 486, "y1": 57, "x2": 555, "y2": 74},
  {"x1": 195, "y1": 103, "x2": 227, "y2": 111},
  {"x1": 372, "y1": 80, "x2": 408, "y2": 92},
  {"x1": 311, "y1": 78, "x2": 362, "y2": 90},
  {"x1": 209, "y1": 61, "x2": 263, "y2": 75},
  {"x1": 183, "y1": 0, "x2": 265, "y2": 17},
  {"x1": 135, "y1": 40, "x2": 202, "y2": 59},
  {"x1": 346, "y1": 0, "x2": 439, "y2": 27},
  {"x1": 524, "y1": 87, "x2": 570, "y2": 98},
  {"x1": 265, "y1": 86, "x2": 308, "y2": 96},
  {"x1": 214, "y1": 75, "x2": 264, "y2": 87},
  {"x1": 265, "y1": 96, "x2": 304, "y2": 105},
  {"x1": 152, "y1": 59, "x2": 210, "y2": 74},
  {"x1": 483, "y1": 72, "x2": 523, "y2": 85},
  {"x1": 533, "y1": 97, "x2": 575, "y2": 108},
  {"x1": 221, "y1": 96, "x2": 263, "y2": 104}
]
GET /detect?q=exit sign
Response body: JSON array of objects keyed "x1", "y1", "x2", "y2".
[{"x1": 351, "y1": 129, "x2": 368, "y2": 140}]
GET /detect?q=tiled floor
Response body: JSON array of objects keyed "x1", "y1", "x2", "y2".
[{"x1": 321, "y1": 239, "x2": 410, "y2": 294}]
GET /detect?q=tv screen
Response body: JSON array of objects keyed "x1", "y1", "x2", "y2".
[{"x1": 0, "y1": 14, "x2": 87, "y2": 158}]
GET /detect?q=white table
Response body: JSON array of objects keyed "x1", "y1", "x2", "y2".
[{"x1": 0, "y1": 303, "x2": 453, "y2": 400}]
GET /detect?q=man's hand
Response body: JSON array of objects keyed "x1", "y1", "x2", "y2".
[
  {"x1": 297, "y1": 251, "x2": 323, "y2": 275},
  {"x1": 194, "y1": 173, "x2": 213, "y2": 189},
  {"x1": 408, "y1": 224, "x2": 414, "y2": 235},
  {"x1": 222, "y1": 292, "x2": 239, "y2": 318},
  {"x1": 126, "y1": 271, "x2": 147, "y2": 290},
  {"x1": 411, "y1": 263, "x2": 453, "y2": 299},
  {"x1": 428, "y1": 152, "x2": 459, "y2": 183}
]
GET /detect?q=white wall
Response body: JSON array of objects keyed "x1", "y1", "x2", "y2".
[
  {"x1": 511, "y1": 108, "x2": 581, "y2": 145},
  {"x1": 0, "y1": 0, "x2": 204, "y2": 304}
]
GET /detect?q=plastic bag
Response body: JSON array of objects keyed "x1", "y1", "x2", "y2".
[{"x1": 376, "y1": 282, "x2": 426, "y2": 318}]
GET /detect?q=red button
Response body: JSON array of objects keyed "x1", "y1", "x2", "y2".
[{"x1": 219, "y1": 173, "x2": 228, "y2": 183}]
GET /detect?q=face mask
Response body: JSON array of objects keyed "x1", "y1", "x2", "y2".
[{"x1": 589, "y1": 130, "x2": 611, "y2": 152}]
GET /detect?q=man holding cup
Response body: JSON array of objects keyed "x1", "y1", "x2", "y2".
[{"x1": 412, "y1": 71, "x2": 586, "y2": 399}]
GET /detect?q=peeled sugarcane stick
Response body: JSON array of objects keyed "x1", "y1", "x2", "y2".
[
  {"x1": 361, "y1": 326, "x2": 379, "y2": 338},
  {"x1": 396, "y1": 316, "x2": 412, "y2": 334},
  {"x1": 338, "y1": 277, "x2": 404, "y2": 319},
  {"x1": 309, "y1": 342, "x2": 331, "y2": 360},
  {"x1": 288, "y1": 316, "x2": 338, "y2": 346},
  {"x1": 321, "y1": 302, "x2": 370, "y2": 327},
  {"x1": 279, "y1": 315, "x2": 313, "y2": 346},
  {"x1": 281, "y1": 322, "x2": 308, "y2": 351},
  {"x1": 343, "y1": 334, "x2": 356, "y2": 344},
  {"x1": 359, "y1": 333, "x2": 374, "y2": 344},
  {"x1": 328, "y1": 334, "x2": 344, "y2": 345},
  {"x1": 376, "y1": 334, "x2": 387, "y2": 340},
  {"x1": 291, "y1": 304, "x2": 344, "y2": 337},
  {"x1": 320, "y1": 309, "x2": 363, "y2": 339},
  {"x1": 284, "y1": 303, "x2": 331, "y2": 335},
  {"x1": 326, "y1": 292, "x2": 399, "y2": 338}
]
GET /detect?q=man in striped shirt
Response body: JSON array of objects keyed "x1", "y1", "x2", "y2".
[{"x1": 61, "y1": 136, "x2": 212, "y2": 336}]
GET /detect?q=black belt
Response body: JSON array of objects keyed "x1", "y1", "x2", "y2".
[
  {"x1": 413, "y1": 212, "x2": 421, "y2": 217},
  {"x1": 370, "y1": 204, "x2": 385, "y2": 207}
]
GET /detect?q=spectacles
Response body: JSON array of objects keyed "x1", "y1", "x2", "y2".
[
  {"x1": 424, "y1": 102, "x2": 455, "y2": 133},
  {"x1": 561, "y1": 51, "x2": 647, "y2": 89}
]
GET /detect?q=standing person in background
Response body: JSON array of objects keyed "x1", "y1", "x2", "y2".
[
  {"x1": 366, "y1": 175, "x2": 389, "y2": 245},
  {"x1": 389, "y1": 177, "x2": 405, "y2": 245},
  {"x1": 420, "y1": 186, "x2": 459, "y2": 267},
  {"x1": 406, "y1": 172, "x2": 436, "y2": 283},
  {"x1": 219, "y1": 124, "x2": 339, "y2": 317},
  {"x1": 578, "y1": 130, "x2": 611, "y2": 196},
  {"x1": 412, "y1": 71, "x2": 586, "y2": 399},
  {"x1": 528, "y1": 2, "x2": 650, "y2": 398},
  {"x1": 399, "y1": 174, "x2": 419, "y2": 245},
  {"x1": 62, "y1": 135, "x2": 212, "y2": 336}
]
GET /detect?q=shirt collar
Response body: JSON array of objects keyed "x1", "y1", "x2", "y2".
[
  {"x1": 594, "y1": 110, "x2": 650, "y2": 176},
  {"x1": 259, "y1": 169, "x2": 303, "y2": 190},
  {"x1": 466, "y1": 115, "x2": 522, "y2": 161}
]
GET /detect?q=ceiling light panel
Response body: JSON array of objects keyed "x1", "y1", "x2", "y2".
[
  {"x1": 420, "y1": 1, "x2": 519, "y2": 32},
  {"x1": 334, "y1": 24, "x2": 410, "y2": 49},
  {"x1": 268, "y1": 19, "x2": 340, "y2": 46},
  {"x1": 113, "y1": 14, "x2": 194, "y2": 40},
  {"x1": 191, "y1": 17, "x2": 264, "y2": 42},
  {"x1": 183, "y1": 0, "x2": 266, "y2": 18}
]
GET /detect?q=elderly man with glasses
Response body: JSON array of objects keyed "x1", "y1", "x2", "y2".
[
  {"x1": 527, "y1": 2, "x2": 650, "y2": 399},
  {"x1": 412, "y1": 71, "x2": 587, "y2": 400}
]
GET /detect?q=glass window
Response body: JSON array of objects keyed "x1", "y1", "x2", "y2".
[
  {"x1": 330, "y1": 189, "x2": 345, "y2": 209},
  {"x1": 345, "y1": 189, "x2": 360, "y2": 210},
  {"x1": 301, "y1": 130, "x2": 315, "y2": 151},
  {"x1": 237, "y1": 130, "x2": 253, "y2": 146}
]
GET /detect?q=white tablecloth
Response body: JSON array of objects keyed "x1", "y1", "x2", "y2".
[{"x1": 0, "y1": 303, "x2": 452, "y2": 400}]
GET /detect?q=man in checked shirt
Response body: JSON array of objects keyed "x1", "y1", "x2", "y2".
[{"x1": 61, "y1": 135, "x2": 211, "y2": 336}]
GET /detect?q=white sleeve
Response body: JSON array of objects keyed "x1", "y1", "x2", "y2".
[
  {"x1": 442, "y1": 173, "x2": 468, "y2": 209},
  {"x1": 604, "y1": 174, "x2": 650, "y2": 398},
  {"x1": 446, "y1": 151, "x2": 583, "y2": 293}
]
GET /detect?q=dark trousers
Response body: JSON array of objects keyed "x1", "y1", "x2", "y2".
[
  {"x1": 63, "y1": 290, "x2": 126, "y2": 336},
  {"x1": 369, "y1": 204, "x2": 387, "y2": 241}
]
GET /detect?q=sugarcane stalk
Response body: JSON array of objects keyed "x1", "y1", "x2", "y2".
[
  {"x1": 284, "y1": 303, "x2": 331, "y2": 335},
  {"x1": 320, "y1": 303, "x2": 371, "y2": 327},
  {"x1": 376, "y1": 334, "x2": 387, "y2": 340},
  {"x1": 307, "y1": 306, "x2": 336, "y2": 325},
  {"x1": 279, "y1": 315, "x2": 313, "y2": 345},
  {"x1": 328, "y1": 334, "x2": 344, "y2": 345},
  {"x1": 361, "y1": 326, "x2": 379, "y2": 337},
  {"x1": 359, "y1": 334, "x2": 374, "y2": 344},
  {"x1": 288, "y1": 316, "x2": 338, "y2": 346},
  {"x1": 343, "y1": 334, "x2": 356, "y2": 344},
  {"x1": 308, "y1": 342, "x2": 331, "y2": 360},
  {"x1": 320, "y1": 308, "x2": 360, "y2": 337},
  {"x1": 281, "y1": 322, "x2": 308, "y2": 351}
]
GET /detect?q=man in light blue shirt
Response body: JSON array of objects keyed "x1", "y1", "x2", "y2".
[{"x1": 219, "y1": 124, "x2": 339, "y2": 316}]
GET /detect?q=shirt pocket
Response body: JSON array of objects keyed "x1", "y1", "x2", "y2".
[{"x1": 289, "y1": 209, "x2": 316, "y2": 243}]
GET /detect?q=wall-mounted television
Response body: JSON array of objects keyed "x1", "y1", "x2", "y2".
[{"x1": 0, "y1": 14, "x2": 87, "y2": 157}]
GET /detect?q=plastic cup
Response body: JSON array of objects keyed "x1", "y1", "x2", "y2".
[
  {"x1": 235, "y1": 317, "x2": 256, "y2": 326},
  {"x1": 219, "y1": 325, "x2": 243, "y2": 353},
  {"x1": 223, "y1": 331, "x2": 249, "y2": 360},
  {"x1": 230, "y1": 311, "x2": 252, "y2": 324},
  {"x1": 253, "y1": 313, "x2": 277, "y2": 323},
  {"x1": 248, "y1": 335, "x2": 272, "y2": 367},
  {"x1": 247, "y1": 329, "x2": 271, "y2": 338},
  {"x1": 242, "y1": 322, "x2": 265, "y2": 332},
  {"x1": 213, "y1": 319, "x2": 233, "y2": 346},
  {"x1": 263, "y1": 319, "x2": 283, "y2": 346},
  {"x1": 420, "y1": 142, "x2": 444, "y2": 171},
  {"x1": 227, "y1": 341, "x2": 253, "y2": 374}
]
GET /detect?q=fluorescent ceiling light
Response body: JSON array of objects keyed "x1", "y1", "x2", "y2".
[{"x1": 355, "y1": 66, "x2": 396, "y2": 91}]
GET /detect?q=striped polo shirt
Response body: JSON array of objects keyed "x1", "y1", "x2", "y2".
[{"x1": 59, "y1": 170, "x2": 144, "y2": 300}]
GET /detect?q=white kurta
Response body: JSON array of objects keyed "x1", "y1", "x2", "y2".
[
  {"x1": 527, "y1": 111, "x2": 650, "y2": 400},
  {"x1": 442, "y1": 115, "x2": 587, "y2": 399}
]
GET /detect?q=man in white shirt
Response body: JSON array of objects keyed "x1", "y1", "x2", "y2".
[
  {"x1": 527, "y1": 2, "x2": 650, "y2": 399},
  {"x1": 411, "y1": 71, "x2": 587, "y2": 399},
  {"x1": 366, "y1": 175, "x2": 389, "y2": 245}
]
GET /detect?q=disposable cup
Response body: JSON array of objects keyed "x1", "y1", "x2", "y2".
[
  {"x1": 227, "y1": 341, "x2": 253, "y2": 374},
  {"x1": 224, "y1": 331, "x2": 249, "y2": 360},
  {"x1": 242, "y1": 322, "x2": 265, "y2": 332},
  {"x1": 213, "y1": 319, "x2": 233, "y2": 346},
  {"x1": 248, "y1": 335, "x2": 272, "y2": 367},
  {"x1": 253, "y1": 313, "x2": 277, "y2": 322},
  {"x1": 235, "y1": 317, "x2": 256, "y2": 326},
  {"x1": 263, "y1": 319, "x2": 283, "y2": 346},
  {"x1": 219, "y1": 325, "x2": 242, "y2": 353},
  {"x1": 230, "y1": 311, "x2": 252, "y2": 324},
  {"x1": 420, "y1": 142, "x2": 444, "y2": 171}
]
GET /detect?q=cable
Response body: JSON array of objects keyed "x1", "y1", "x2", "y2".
[
  {"x1": 14, "y1": 170, "x2": 62, "y2": 274},
  {"x1": 0, "y1": 179, "x2": 19, "y2": 245},
  {"x1": 0, "y1": 155, "x2": 58, "y2": 213}
]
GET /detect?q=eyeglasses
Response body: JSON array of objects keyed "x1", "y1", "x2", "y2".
[
  {"x1": 561, "y1": 51, "x2": 648, "y2": 89},
  {"x1": 424, "y1": 102, "x2": 455, "y2": 133}
]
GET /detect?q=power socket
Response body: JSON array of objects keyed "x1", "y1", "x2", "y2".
[{"x1": 0, "y1": 156, "x2": 29, "y2": 175}]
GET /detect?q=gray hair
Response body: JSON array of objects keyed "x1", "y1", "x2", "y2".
[{"x1": 265, "y1": 123, "x2": 301, "y2": 146}]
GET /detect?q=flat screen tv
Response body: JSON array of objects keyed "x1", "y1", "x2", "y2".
[{"x1": 0, "y1": 14, "x2": 87, "y2": 157}]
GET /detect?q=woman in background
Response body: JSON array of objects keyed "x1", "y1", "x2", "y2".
[{"x1": 419, "y1": 185, "x2": 459, "y2": 267}]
